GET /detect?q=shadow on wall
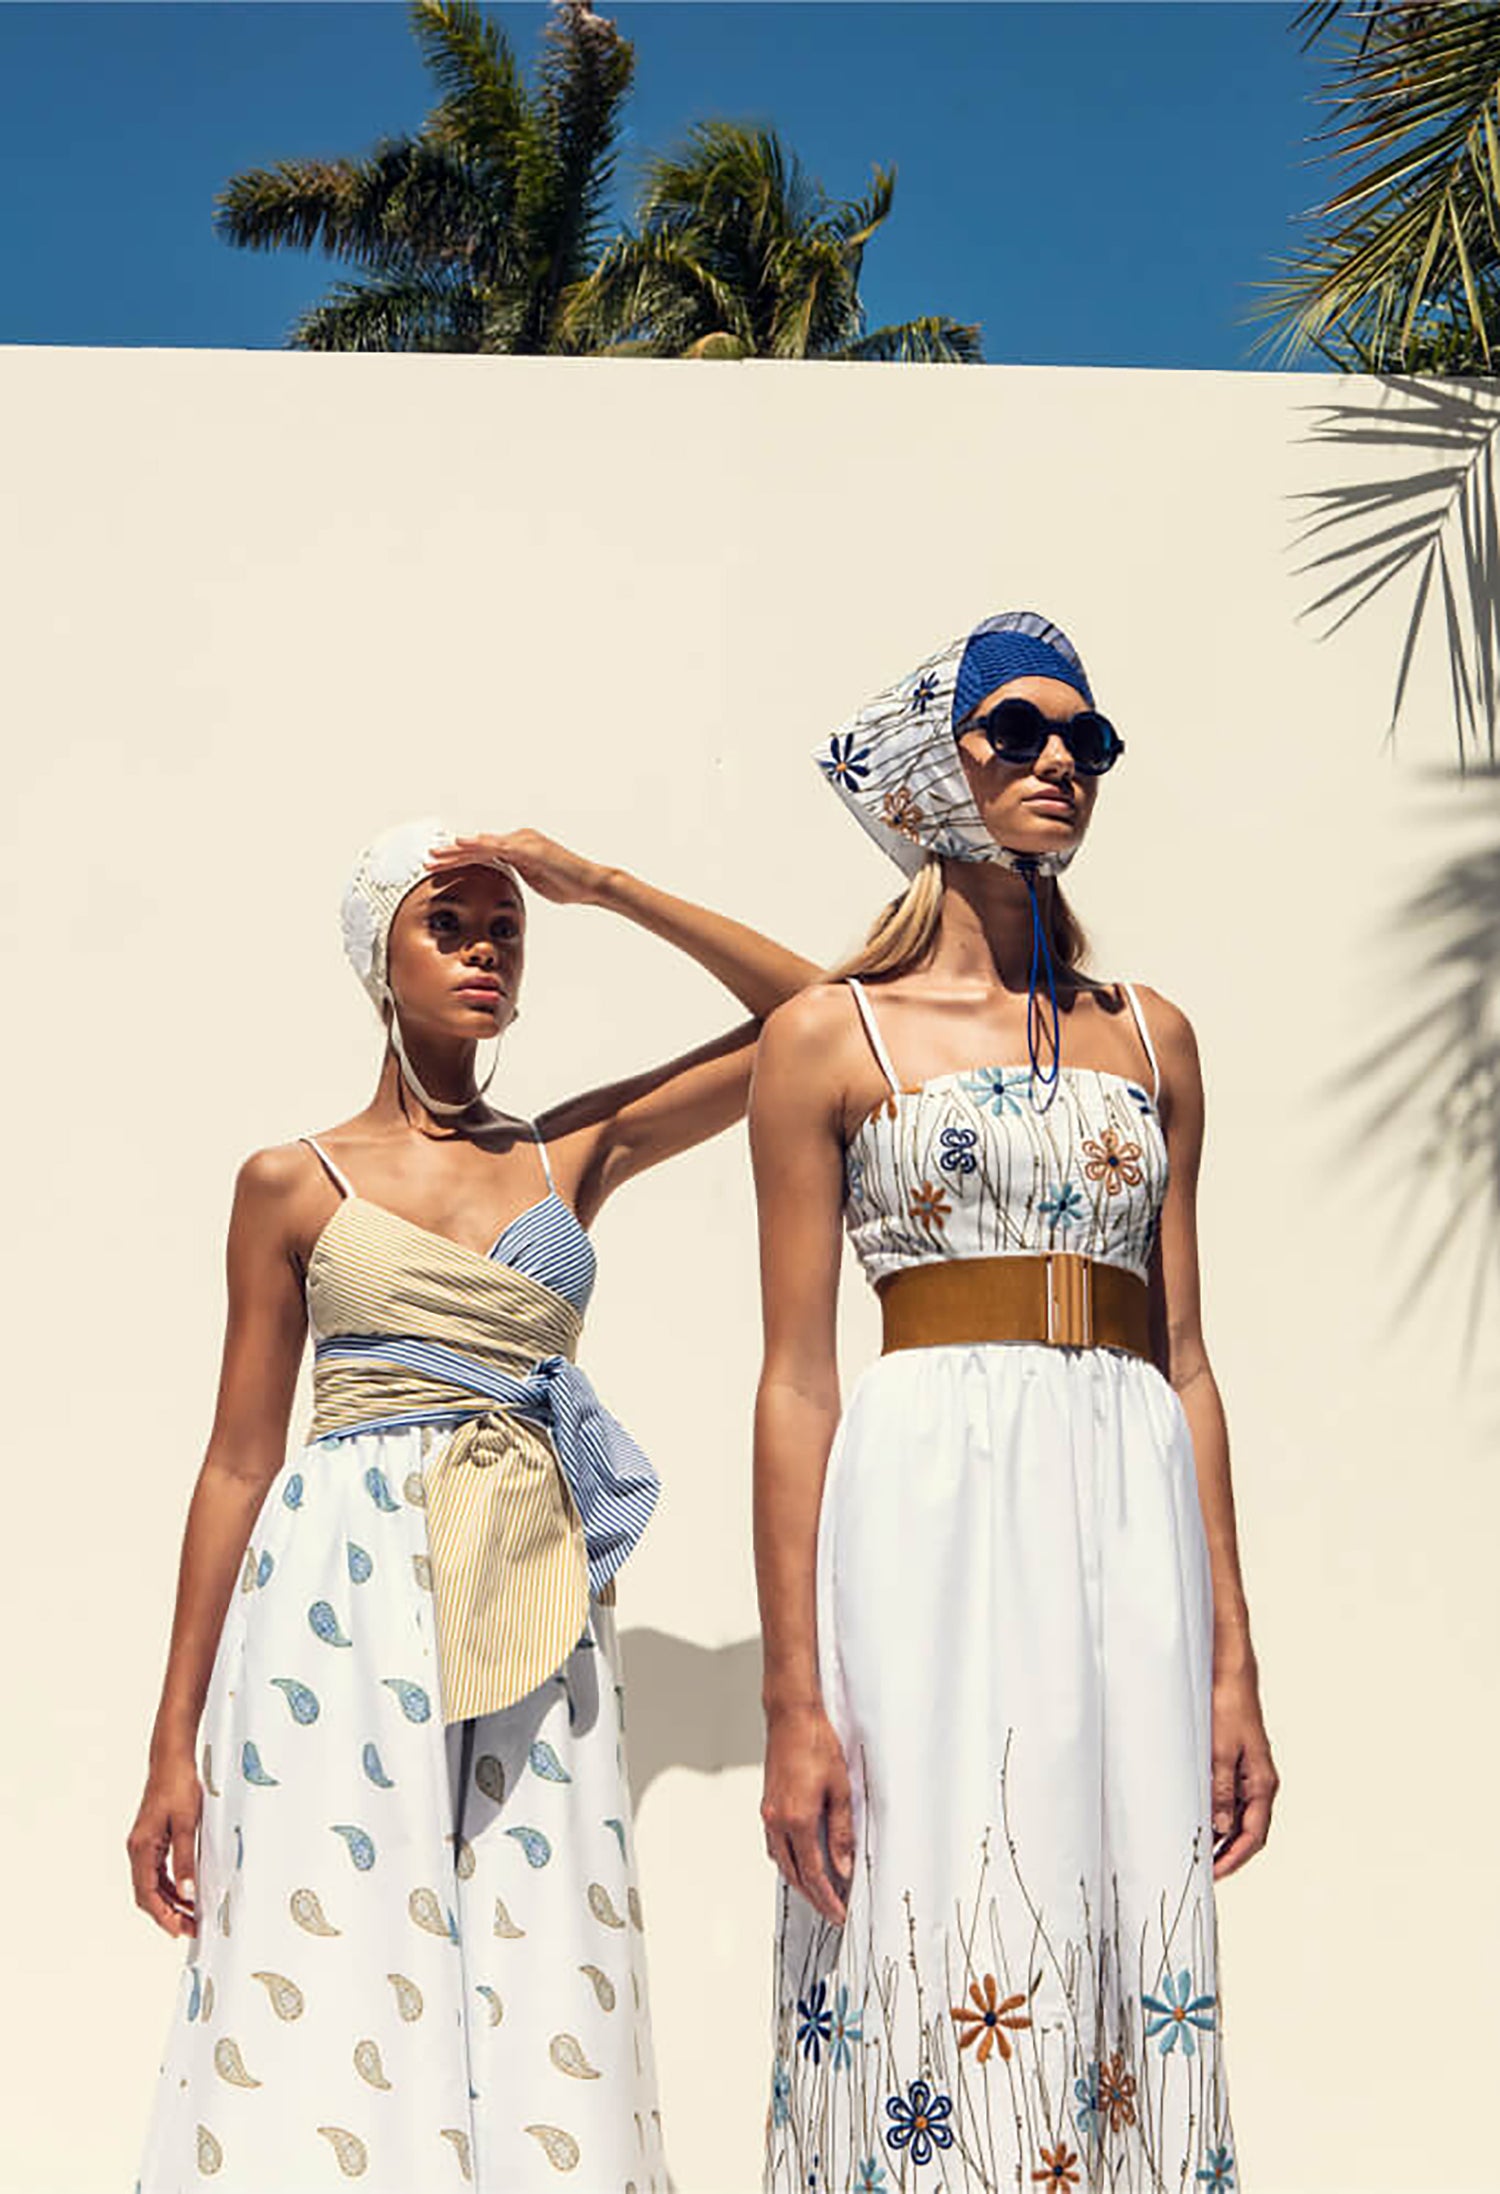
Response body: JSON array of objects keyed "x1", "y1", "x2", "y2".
[
  {"x1": 1296, "y1": 385, "x2": 1500, "y2": 1381},
  {"x1": 1326, "y1": 768, "x2": 1500, "y2": 1377},
  {"x1": 1293, "y1": 377, "x2": 1500, "y2": 764},
  {"x1": 619, "y1": 1627, "x2": 764, "y2": 1809}
]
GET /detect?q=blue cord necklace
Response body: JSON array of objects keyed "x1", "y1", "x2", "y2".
[{"x1": 1011, "y1": 854, "x2": 1062, "y2": 1110}]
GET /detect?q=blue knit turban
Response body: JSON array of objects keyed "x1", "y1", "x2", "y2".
[{"x1": 951, "y1": 615, "x2": 1093, "y2": 728}]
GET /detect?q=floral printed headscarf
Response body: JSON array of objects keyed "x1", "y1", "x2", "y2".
[{"x1": 814, "y1": 609, "x2": 1093, "y2": 876}]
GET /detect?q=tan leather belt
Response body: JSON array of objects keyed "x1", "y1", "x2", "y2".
[{"x1": 878, "y1": 1252, "x2": 1152, "y2": 1360}]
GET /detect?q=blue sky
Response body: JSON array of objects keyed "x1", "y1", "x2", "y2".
[{"x1": 0, "y1": 3, "x2": 1327, "y2": 367}]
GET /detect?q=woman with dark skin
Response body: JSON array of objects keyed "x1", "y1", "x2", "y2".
[
  {"x1": 753, "y1": 612, "x2": 1276, "y2": 2193},
  {"x1": 131, "y1": 822, "x2": 818, "y2": 2194}
]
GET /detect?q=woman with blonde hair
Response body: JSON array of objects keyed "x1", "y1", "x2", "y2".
[
  {"x1": 130, "y1": 819, "x2": 817, "y2": 2193},
  {"x1": 753, "y1": 612, "x2": 1276, "y2": 2192}
]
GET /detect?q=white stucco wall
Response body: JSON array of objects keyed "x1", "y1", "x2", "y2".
[{"x1": 1, "y1": 347, "x2": 1495, "y2": 2193}]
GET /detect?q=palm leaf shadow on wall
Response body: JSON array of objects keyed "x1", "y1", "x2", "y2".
[
  {"x1": 1293, "y1": 377, "x2": 1500, "y2": 764},
  {"x1": 1296, "y1": 382, "x2": 1500, "y2": 1372},
  {"x1": 618, "y1": 1628, "x2": 763, "y2": 1807},
  {"x1": 1325, "y1": 772, "x2": 1500, "y2": 1373}
]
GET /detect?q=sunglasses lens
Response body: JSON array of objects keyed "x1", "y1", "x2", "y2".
[
  {"x1": 1069, "y1": 714, "x2": 1121, "y2": 774},
  {"x1": 979, "y1": 698, "x2": 1047, "y2": 762}
]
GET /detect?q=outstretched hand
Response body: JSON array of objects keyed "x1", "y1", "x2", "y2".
[{"x1": 427, "y1": 830, "x2": 606, "y2": 908}]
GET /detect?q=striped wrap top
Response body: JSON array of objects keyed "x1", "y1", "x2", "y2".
[{"x1": 301, "y1": 1135, "x2": 658, "y2": 1724}]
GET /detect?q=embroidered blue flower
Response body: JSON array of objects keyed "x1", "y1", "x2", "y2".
[
  {"x1": 822, "y1": 733, "x2": 872, "y2": 788},
  {"x1": 1073, "y1": 2059, "x2": 1102, "y2": 2137},
  {"x1": 827, "y1": 1984, "x2": 862, "y2": 2070},
  {"x1": 853, "y1": 2162, "x2": 888, "y2": 2193},
  {"x1": 1196, "y1": 2147, "x2": 1235, "y2": 2189},
  {"x1": 771, "y1": 2058, "x2": 791, "y2": 2127},
  {"x1": 961, "y1": 1067, "x2": 1028, "y2": 1117},
  {"x1": 910, "y1": 672, "x2": 940, "y2": 715},
  {"x1": 1040, "y1": 1181, "x2": 1087, "y2": 1228},
  {"x1": 1125, "y1": 1082, "x2": 1155, "y2": 1116},
  {"x1": 797, "y1": 1979, "x2": 833, "y2": 2063},
  {"x1": 845, "y1": 1153, "x2": 867, "y2": 1209},
  {"x1": 1142, "y1": 1967, "x2": 1217, "y2": 2055},
  {"x1": 938, "y1": 1125, "x2": 979, "y2": 1176},
  {"x1": 885, "y1": 2078, "x2": 954, "y2": 2165}
]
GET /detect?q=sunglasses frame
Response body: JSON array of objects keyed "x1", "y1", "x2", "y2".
[{"x1": 958, "y1": 694, "x2": 1124, "y2": 777}]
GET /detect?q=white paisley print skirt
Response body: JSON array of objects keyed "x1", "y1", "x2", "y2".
[
  {"x1": 137, "y1": 1425, "x2": 664, "y2": 2194},
  {"x1": 766, "y1": 1344, "x2": 1238, "y2": 2194}
]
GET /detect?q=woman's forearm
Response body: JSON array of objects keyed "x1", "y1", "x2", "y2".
[
  {"x1": 1176, "y1": 1367, "x2": 1255, "y2": 1675},
  {"x1": 592, "y1": 865, "x2": 821, "y2": 1021},
  {"x1": 753, "y1": 1381, "x2": 842, "y2": 1716},
  {"x1": 150, "y1": 1454, "x2": 279, "y2": 1763}
]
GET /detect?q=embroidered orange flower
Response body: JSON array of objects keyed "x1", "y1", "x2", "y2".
[
  {"x1": 1098, "y1": 2050, "x2": 1137, "y2": 2131},
  {"x1": 882, "y1": 784, "x2": 927, "y2": 841},
  {"x1": 1033, "y1": 2141, "x2": 1080, "y2": 2188},
  {"x1": 909, "y1": 1181, "x2": 951, "y2": 1236},
  {"x1": 1081, "y1": 1127, "x2": 1143, "y2": 1196},
  {"x1": 951, "y1": 1973, "x2": 1031, "y2": 2064}
]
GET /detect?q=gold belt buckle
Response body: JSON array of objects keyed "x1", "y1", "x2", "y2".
[{"x1": 1044, "y1": 1250, "x2": 1093, "y2": 1348}]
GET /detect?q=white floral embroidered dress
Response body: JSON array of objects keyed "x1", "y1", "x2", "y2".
[{"x1": 766, "y1": 979, "x2": 1238, "y2": 2194}]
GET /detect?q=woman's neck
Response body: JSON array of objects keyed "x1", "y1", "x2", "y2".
[
  {"x1": 370, "y1": 1047, "x2": 493, "y2": 1134},
  {"x1": 926, "y1": 861, "x2": 1047, "y2": 992}
]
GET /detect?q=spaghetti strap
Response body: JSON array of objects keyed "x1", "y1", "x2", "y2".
[
  {"x1": 530, "y1": 1122, "x2": 557, "y2": 1194},
  {"x1": 1118, "y1": 981, "x2": 1161, "y2": 1103},
  {"x1": 301, "y1": 1136, "x2": 355, "y2": 1200},
  {"x1": 845, "y1": 977, "x2": 902, "y2": 1095}
]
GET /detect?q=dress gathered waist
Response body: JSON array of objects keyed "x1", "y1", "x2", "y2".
[{"x1": 309, "y1": 1322, "x2": 658, "y2": 1725}]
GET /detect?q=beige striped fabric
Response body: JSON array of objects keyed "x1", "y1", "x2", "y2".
[{"x1": 306, "y1": 1196, "x2": 591, "y2": 1723}]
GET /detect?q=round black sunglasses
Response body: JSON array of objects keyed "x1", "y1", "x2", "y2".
[{"x1": 959, "y1": 694, "x2": 1124, "y2": 777}]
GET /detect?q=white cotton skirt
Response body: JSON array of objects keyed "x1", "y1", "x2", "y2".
[
  {"x1": 136, "y1": 1425, "x2": 663, "y2": 2194},
  {"x1": 766, "y1": 1342, "x2": 1239, "y2": 2194}
]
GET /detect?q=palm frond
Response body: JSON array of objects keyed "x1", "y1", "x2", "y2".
[
  {"x1": 533, "y1": 0, "x2": 636, "y2": 311},
  {"x1": 843, "y1": 316, "x2": 984, "y2": 364},
  {"x1": 410, "y1": 0, "x2": 529, "y2": 172},
  {"x1": 290, "y1": 271, "x2": 487, "y2": 351},
  {"x1": 1260, "y1": 3, "x2": 1500, "y2": 369},
  {"x1": 562, "y1": 227, "x2": 750, "y2": 355}
]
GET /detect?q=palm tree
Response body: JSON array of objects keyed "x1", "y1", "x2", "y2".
[
  {"x1": 563, "y1": 122, "x2": 982, "y2": 361},
  {"x1": 1261, "y1": 2, "x2": 1500, "y2": 373},
  {"x1": 215, "y1": 0, "x2": 633, "y2": 353}
]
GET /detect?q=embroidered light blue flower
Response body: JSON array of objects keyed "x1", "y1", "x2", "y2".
[
  {"x1": 845, "y1": 1153, "x2": 867, "y2": 1209},
  {"x1": 884, "y1": 2078, "x2": 954, "y2": 2165},
  {"x1": 822, "y1": 733, "x2": 872, "y2": 788},
  {"x1": 1196, "y1": 2147, "x2": 1235, "y2": 2189},
  {"x1": 938, "y1": 1125, "x2": 979, "y2": 1176},
  {"x1": 827, "y1": 1984, "x2": 862, "y2": 2070},
  {"x1": 853, "y1": 2163, "x2": 888, "y2": 2194},
  {"x1": 1142, "y1": 1968, "x2": 1217, "y2": 2055},
  {"x1": 961, "y1": 1067, "x2": 1028, "y2": 1117},
  {"x1": 1073, "y1": 2059, "x2": 1101, "y2": 2136},
  {"x1": 797, "y1": 1979, "x2": 833, "y2": 2063},
  {"x1": 771, "y1": 2059, "x2": 791, "y2": 2127},
  {"x1": 1040, "y1": 1181, "x2": 1087, "y2": 1228},
  {"x1": 910, "y1": 673, "x2": 940, "y2": 715}
]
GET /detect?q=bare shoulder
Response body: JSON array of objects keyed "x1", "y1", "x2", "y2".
[
  {"x1": 1128, "y1": 982, "x2": 1198, "y2": 1061},
  {"x1": 757, "y1": 981, "x2": 863, "y2": 1077},
  {"x1": 234, "y1": 1140, "x2": 325, "y2": 1230}
]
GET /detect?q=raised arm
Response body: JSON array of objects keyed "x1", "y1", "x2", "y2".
[
  {"x1": 1147, "y1": 988, "x2": 1279, "y2": 1882},
  {"x1": 748, "y1": 987, "x2": 857, "y2": 1925},
  {"x1": 126, "y1": 1147, "x2": 311, "y2": 1937},
  {"x1": 430, "y1": 831, "x2": 822, "y2": 1216}
]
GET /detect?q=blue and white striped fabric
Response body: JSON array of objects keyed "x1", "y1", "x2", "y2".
[
  {"x1": 490, "y1": 1190, "x2": 597, "y2": 1312},
  {"x1": 313, "y1": 1332, "x2": 658, "y2": 1597}
]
